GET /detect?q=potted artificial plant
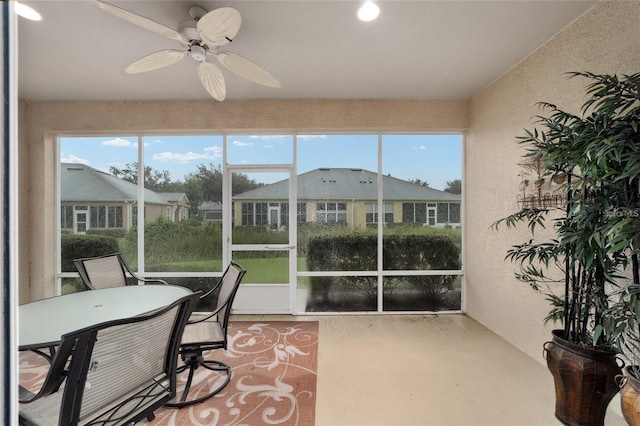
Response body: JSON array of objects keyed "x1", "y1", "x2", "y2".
[{"x1": 494, "y1": 71, "x2": 640, "y2": 426}]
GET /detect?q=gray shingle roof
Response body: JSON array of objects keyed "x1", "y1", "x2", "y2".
[
  {"x1": 234, "y1": 168, "x2": 460, "y2": 201},
  {"x1": 158, "y1": 192, "x2": 189, "y2": 203},
  {"x1": 60, "y1": 163, "x2": 171, "y2": 205}
]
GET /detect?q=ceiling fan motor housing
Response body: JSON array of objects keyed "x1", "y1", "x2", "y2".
[{"x1": 189, "y1": 44, "x2": 207, "y2": 61}]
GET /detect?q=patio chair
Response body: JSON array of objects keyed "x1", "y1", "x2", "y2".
[
  {"x1": 166, "y1": 261, "x2": 246, "y2": 408},
  {"x1": 19, "y1": 291, "x2": 200, "y2": 426},
  {"x1": 73, "y1": 252, "x2": 168, "y2": 290}
]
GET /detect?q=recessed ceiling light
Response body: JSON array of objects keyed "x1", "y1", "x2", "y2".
[
  {"x1": 15, "y1": 2, "x2": 43, "y2": 21},
  {"x1": 358, "y1": 1, "x2": 380, "y2": 22}
]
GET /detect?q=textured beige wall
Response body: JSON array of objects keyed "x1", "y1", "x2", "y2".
[
  {"x1": 20, "y1": 99, "x2": 468, "y2": 303},
  {"x1": 466, "y1": 0, "x2": 640, "y2": 362}
]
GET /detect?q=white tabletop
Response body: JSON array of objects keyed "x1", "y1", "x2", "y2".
[{"x1": 19, "y1": 285, "x2": 193, "y2": 350}]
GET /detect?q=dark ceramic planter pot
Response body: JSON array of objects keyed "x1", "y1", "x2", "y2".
[
  {"x1": 617, "y1": 366, "x2": 640, "y2": 426},
  {"x1": 544, "y1": 330, "x2": 622, "y2": 426}
]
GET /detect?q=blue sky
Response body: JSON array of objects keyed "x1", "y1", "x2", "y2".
[{"x1": 60, "y1": 133, "x2": 462, "y2": 191}]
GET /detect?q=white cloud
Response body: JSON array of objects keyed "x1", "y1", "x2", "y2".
[
  {"x1": 264, "y1": 144, "x2": 274, "y2": 149},
  {"x1": 249, "y1": 135, "x2": 288, "y2": 140},
  {"x1": 413, "y1": 145, "x2": 427, "y2": 150},
  {"x1": 101, "y1": 138, "x2": 148, "y2": 148},
  {"x1": 297, "y1": 135, "x2": 328, "y2": 140},
  {"x1": 102, "y1": 137, "x2": 134, "y2": 147},
  {"x1": 232, "y1": 140, "x2": 253, "y2": 147},
  {"x1": 60, "y1": 154, "x2": 90, "y2": 164},
  {"x1": 204, "y1": 146, "x2": 223, "y2": 157},
  {"x1": 152, "y1": 151, "x2": 214, "y2": 163}
]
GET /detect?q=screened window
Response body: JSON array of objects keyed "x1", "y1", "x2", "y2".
[
  {"x1": 59, "y1": 133, "x2": 462, "y2": 314},
  {"x1": 107, "y1": 206, "x2": 123, "y2": 227},
  {"x1": 316, "y1": 202, "x2": 347, "y2": 223},
  {"x1": 241, "y1": 202, "x2": 270, "y2": 225},
  {"x1": 90, "y1": 206, "x2": 106, "y2": 228},
  {"x1": 241, "y1": 203, "x2": 254, "y2": 226},
  {"x1": 297, "y1": 203, "x2": 307, "y2": 223},
  {"x1": 61, "y1": 205, "x2": 73, "y2": 229},
  {"x1": 366, "y1": 203, "x2": 393, "y2": 223}
]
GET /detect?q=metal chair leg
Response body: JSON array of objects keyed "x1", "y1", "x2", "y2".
[{"x1": 165, "y1": 352, "x2": 232, "y2": 408}]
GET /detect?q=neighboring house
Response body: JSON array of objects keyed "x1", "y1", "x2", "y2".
[
  {"x1": 60, "y1": 163, "x2": 189, "y2": 234},
  {"x1": 158, "y1": 192, "x2": 191, "y2": 222},
  {"x1": 232, "y1": 168, "x2": 461, "y2": 230},
  {"x1": 199, "y1": 201, "x2": 223, "y2": 223}
]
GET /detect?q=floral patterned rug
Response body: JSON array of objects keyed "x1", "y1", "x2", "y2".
[{"x1": 19, "y1": 321, "x2": 319, "y2": 426}]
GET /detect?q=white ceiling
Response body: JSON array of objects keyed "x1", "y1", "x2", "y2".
[{"x1": 17, "y1": 0, "x2": 597, "y2": 102}]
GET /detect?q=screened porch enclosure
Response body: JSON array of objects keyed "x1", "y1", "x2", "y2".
[{"x1": 58, "y1": 133, "x2": 463, "y2": 314}]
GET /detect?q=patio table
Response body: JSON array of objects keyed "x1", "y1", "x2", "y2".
[{"x1": 19, "y1": 285, "x2": 193, "y2": 351}]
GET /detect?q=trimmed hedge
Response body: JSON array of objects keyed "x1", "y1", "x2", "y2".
[
  {"x1": 307, "y1": 234, "x2": 460, "y2": 304},
  {"x1": 86, "y1": 228, "x2": 127, "y2": 238},
  {"x1": 61, "y1": 234, "x2": 120, "y2": 272}
]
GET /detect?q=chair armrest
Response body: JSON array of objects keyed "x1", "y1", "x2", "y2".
[
  {"x1": 138, "y1": 277, "x2": 169, "y2": 285},
  {"x1": 19, "y1": 385, "x2": 36, "y2": 403},
  {"x1": 18, "y1": 374, "x2": 65, "y2": 404}
]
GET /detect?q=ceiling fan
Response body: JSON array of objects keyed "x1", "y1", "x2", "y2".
[{"x1": 94, "y1": 1, "x2": 281, "y2": 101}]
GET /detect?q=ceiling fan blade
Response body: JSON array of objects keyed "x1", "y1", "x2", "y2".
[
  {"x1": 217, "y1": 51, "x2": 281, "y2": 88},
  {"x1": 94, "y1": 1, "x2": 184, "y2": 43},
  {"x1": 197, "y1": 7, "x2": 241, "y2": 47},
  {"x1": 197, "y1": 62, "x2": 226, "y2": 101},
  {"x1": 125, "y1": 50, "x2": 186, "y2": 74}
]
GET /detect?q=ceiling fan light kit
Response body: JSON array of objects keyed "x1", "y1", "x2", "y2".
[{"x1": 94, "y1": 1, "x2": 281, "y2": 101}]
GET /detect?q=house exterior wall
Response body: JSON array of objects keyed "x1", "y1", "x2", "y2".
[
  {"x1": 20, "y1": 99, "x2": 467, "y2": 303},
  {"x1": 145, "y1": 204, "x2": 171, "y2": 223},
  {"x1": 466, "y1": 0, "x2": 640, "y2": 364},
  {"x1": 233, "y1": 199, "x2": 460, "y2": 230}
]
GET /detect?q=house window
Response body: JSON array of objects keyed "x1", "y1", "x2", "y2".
[
  {"x1": 241, "y1": 202, "x2": 269, "y2": 226},
  {"x1": 366, "y1": 203, "x2": 393, "y2": 223},
  {"x1": 449, "y1": 203, "x2": 461, "y2": 223},
  {"x1": 402, "y1": 203, "x2": 428, "y2": 223},
  {"x1": 437, "y1": 203, "x2": 449, "y2": 223},
  {"x1": 89, "y1": 205, "x2": 124, "y2": 229},
  {"x1": 61, "y1": 205, "x2": 73, "y2": 229},
  {"x1": 316, "y1": 202, "x2": 347, "y2": 223},
  {"x1": 90, "y1": 206, "x2": 107, "y2": 228},
  {"x1": 256, "y1": 203, "x2": 268, "y2": 225},
  {"x1": 108, "y1": 206, "x2": 123, "y2": 228},
  {"x1": 241, "y1": 203, "x2": 253, "y2": 226},
  {"x1": 281, "y1": 203, "x2": 288, "y2": 226},
  {"x1": 297, "y1": 203, "x2": 307, "y2": 223}
]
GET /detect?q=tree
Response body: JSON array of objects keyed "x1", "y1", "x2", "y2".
[
  {"x1": 192, "y1": 163, "x2": 223, "y2": 202},
  {"x1": 409, "y1": 178, "x2": 429, "y2": 187},
  {"x1": 182, "y1": 175, "x2": 203, "y2": 217},
  {"x1": 444, "y1": 179, "x2": 461, "y2": 194},
  {"x1": 109, "y1": 162, "x2": 178, "y2": 192},
  {"x1": 193, "y1": 163, "x2": 262, "y2": 202}
]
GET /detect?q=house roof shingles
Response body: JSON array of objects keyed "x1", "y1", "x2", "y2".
[
  {"x1": 60, "y1": 163, "x2": 171, "y2": 205},
  {"x1": 234, "y1": 168, "x2": 460, "y2": 201}
]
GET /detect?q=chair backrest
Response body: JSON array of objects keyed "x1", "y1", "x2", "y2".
[
  {"x1": 214, "y1": 261, "x2": 246, "y2": 332},
  {"x1": 19, "y1": 291, "x2": 200, "y2": 426},
  {"x1": 192, "y1": 261, "x2": 246, "y2": 340},
  {"x1": 73, "y1": 253, "x2": 129, "y2": 290}
]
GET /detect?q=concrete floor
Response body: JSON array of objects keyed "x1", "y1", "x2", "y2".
[{"x1": 232, "y1": 314, "x2": 627, "y2": 426}]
